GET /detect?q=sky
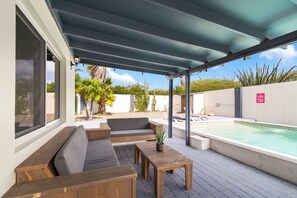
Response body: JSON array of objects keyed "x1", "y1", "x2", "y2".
[{"x1": 75, "y1": 42, "x2": 297, "y2": 89}]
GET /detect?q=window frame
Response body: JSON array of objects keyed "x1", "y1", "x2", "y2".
[
  {"x1": 46, "y1": 47, "x2": 61, "y2": 124},
  {"x1": 15, "y1": 7, "x2": 62, "y2": 138}
]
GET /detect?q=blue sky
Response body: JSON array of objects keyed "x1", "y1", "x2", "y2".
[{"x1": 76, "y1": 43, "x2": 297, "y2": 89}]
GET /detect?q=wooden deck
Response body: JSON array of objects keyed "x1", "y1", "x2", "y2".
[{"x1": 114, "y1": 137, "x2": 297, "y2": 198}]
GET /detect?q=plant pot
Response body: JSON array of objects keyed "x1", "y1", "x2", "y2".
[{"x1": 156, "y1": 143, "x2": 164, "y2": 152}]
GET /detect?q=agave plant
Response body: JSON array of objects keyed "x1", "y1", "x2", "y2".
[
  {"x1": 156, "y1": 130, "x2": 166, "y2": 145},
  {"x1": 235, "y1": 59, "x2": 297, "y2": 87}
]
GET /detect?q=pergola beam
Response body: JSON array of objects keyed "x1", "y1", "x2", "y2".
[
  {"x1": 188, "y1": 29, "x2": 297, "y2": 74},
  {"x1": 75, "y1": 50, "x2": 178, "y2": 74},
  {"x1": 146, "y1": 0, "x2": 265, "y2": 40},
  {"x1": 52, "y1": 0, "x2": 228, "y2": 54},
  {"x1": 81, "y1": 58, "x2": 172, "y2": 76},
  {"x1": 70, "y1": 41, "x2": 189, "y2": 69},
  {"x1": 64, "y1": 25, "x2": 205, "y2": 63}
]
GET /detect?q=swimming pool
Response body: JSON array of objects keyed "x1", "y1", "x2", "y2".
[
  {"x1": 171, "y1": 120, "x2": 297, "y2": 184},
  {"x1": 191, "y1": 121, "x2": 297, "y2": 158}
]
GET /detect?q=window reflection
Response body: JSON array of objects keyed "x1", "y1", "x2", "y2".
[
  {"x1": 46, "y1": 49, "x2": 60, "y2": 123},
  {"x1": 15, "y1": 8, "x2": 45, "y2": 137}
]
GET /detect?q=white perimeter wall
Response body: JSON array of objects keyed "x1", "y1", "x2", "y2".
[
  {"x1": 106, "y1": 94, "x2": 131, "y2": 113},
  {"x1": 46, "y1": 93, "x2": 55, "y2": 114},
  {"x1": 193, "y1": 93, "x2": 204, "y2": 114},
  {"x1": 83, "y1": 94, "x2": 171, "y2": 113},
  {"x1": 0, "y1": 1, "x2": 75, "y2": 196},
  {"x1": 148, "y1": 95, "x2": 169, "y2": 112},
  {"x1": 242, "y1": 81, "x2": 297, "y2": 125},
  {"x1": 204, "y1": 88, "x2": 235, "y2": 117},
  {"x1": 173, "y1": 95, "x2": 181, "y2": 113}
]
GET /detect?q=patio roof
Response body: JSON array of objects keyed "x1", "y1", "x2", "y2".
[{"x1": 46, "y1": 0, "x2": 297, "y2": 76}]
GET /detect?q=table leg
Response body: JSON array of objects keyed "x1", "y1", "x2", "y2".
[
  {"x1": 141, "y1": 152, "x2": 145, "y2": 177},
  {"x1": 154, "y1": 168, "x2": 165, "y2": 198},
  {"x1": 185, "y1": 163, "x2": 193, "y2": 190},
  {"x1": 144, "y1": 157, "x2": 149, "y2": 179},
  {"x1": 134, "y1": 145, "x2": 139, "y2": 164}
]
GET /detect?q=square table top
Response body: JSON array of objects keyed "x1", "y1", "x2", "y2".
[{"x1": 135, "y1": 141, "x2": 192, "y2": 169}]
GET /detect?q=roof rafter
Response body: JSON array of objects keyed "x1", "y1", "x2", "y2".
[
  {"x1": 145, "y1": 0, "x2": 265, "y2": 40},
  {"x1": 81, "y1": 58, "x2": 172, "y2": 76},
  {"x1": 188, "y1": 29, "x2": 297, "y2": 74},
  {"x1": 64, "y1": 25, "x2": 205, "y2": 63},
  {"x1": 52, "y1": 0, "x2": 228, "y2": 54},
  {"x1": 75, "y1": 50, "x2": 179, "y2": 74},
  {"x1": 69, "y1": 41, "x2": 189, "y2": 69}
]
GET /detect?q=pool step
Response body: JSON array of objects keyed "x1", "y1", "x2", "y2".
[{"x1": 190, "y1": 135, "x2": 210, "y2": 150}]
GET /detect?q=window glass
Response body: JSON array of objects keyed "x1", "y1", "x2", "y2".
[
  {"x1": 46, "y1": 49, "x2": 60, "y2": 123},
  {"x1": 15, "y1": 8, "x2": 45, "y2": 138}
]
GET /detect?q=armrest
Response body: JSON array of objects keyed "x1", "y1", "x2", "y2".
[
  {"x1": 86, "y1": 123, "x2": 111, "y2": 140},
  {"x1": 4, "y1": 165, "x2": 137, "y2": 198},
  {"x1": 149, "y1": 121, "x2": 163, "y2": 132}
]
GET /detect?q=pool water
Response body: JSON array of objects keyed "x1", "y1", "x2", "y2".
[{"x1": 192, "y1": 122, "x2": 297, "y2": 157}]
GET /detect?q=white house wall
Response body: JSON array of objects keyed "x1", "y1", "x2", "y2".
[
  {"x1": 0, "y1": 0, "x2": 16, "y2": 195},
  {"x1": 0, "y1": 0, "x2": 74, "y2": 196}
]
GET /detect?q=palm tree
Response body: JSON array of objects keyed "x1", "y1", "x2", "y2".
[
  {"x1": 97, "y1": 78, "x2": 116, "y2": 114},
  {"x1": 76, "y1": 78, "x2": 102, "y2": 119},
  {"x1": 87, "y1": 65, "x2": 107, "y2": 82}
]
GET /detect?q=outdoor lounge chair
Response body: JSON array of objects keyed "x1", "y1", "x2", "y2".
[{"x1": 191, "y1": 114, "x2": 208, "y2": 121}]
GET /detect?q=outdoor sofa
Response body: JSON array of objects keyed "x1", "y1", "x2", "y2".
[
  {"x1": 103, "y1": 117, "x2": 163, "y2": 143},
  {"x1": 4, "y1": 125, "x2": 137, "y2": 198}
]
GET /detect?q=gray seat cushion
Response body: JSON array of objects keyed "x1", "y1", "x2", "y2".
[
  {"x1": 54, "y1": 125, "x2": 88, "y2": 175},
  {"x1": 111, "y1": 129, "x2": 155, "y2": 137},
  {"x1": 84, "y1": 139, "x2": 119, "y2": 171},
  {"x1": 107, "y1": 117, "x2": 150, "y2": 131}
]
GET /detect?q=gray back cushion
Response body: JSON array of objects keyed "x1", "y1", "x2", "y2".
[
  {"x1": 107, "y1": 117, "x2": 150, "y2": 131},
  {"x1": 54, "y1": 125, "x2": 88, "y2": 175}
]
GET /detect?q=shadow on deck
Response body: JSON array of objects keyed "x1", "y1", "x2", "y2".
[{"x1": 114, "y1": 137, "x2": 297, "y2": 198}]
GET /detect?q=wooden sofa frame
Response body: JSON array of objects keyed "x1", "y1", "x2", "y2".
[
  {"x1": 4, "y1": 126, "x2": 137, "y2": 198},
  {"x1": 102, "y1": 121, "x2": 163, "y2": 143}
]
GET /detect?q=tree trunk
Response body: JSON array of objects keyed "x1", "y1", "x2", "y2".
[
  {"x1": 89, "y1": 99, "x2": 94, "y2": 119},
  {"x1": 82, "y1": 97, "x2": 90, "y2": 119},
  {"x1": 85, "y1": 102, "x2": 90, "y2": 119},
  {"x1": 98, "y1": 101, "x2": 106, "y2": 114}
]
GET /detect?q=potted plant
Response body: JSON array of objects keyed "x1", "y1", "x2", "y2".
[{"x1": 156, "y1": 130, "x2": 166, "y2": 152}]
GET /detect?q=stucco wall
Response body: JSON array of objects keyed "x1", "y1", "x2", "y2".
[
  {"x1": 83, "y1": 94, "x2": 171, "y2": 114},
  {"x1": 242, "y1": 81, "x2": 297, "y2": 125},
  {"x1": 192, "y1": 93, "x2": 204, "y2": 114},
  {"x1": 148, "y1": 95, "x2": 169, "y2": 112},
  {"x1": 204, "y1": 88, "x2": 235, "y2": 117},
  {"x1": 46, "y1": 93, "x2": 55, "y2": 114},
  {"x1": 106, "y1": 94, "x2": 131, "y2": 113},
  {"x1": 173, "y1": 95, "x2": 181, "y2": 113},
  {"x1": 0, "y1": 0, "x2": 16, "y2": 195}
]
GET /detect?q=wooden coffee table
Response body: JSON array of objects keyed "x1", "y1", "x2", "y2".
[{"x1": 134, "y1": 142, "x2": 193, "y2": 198}]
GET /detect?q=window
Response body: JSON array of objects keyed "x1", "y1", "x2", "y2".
[
  {"x1": 15, "y1": 8, "x2": 45, "y2": 138},
  {"x1": 46, "y1": 49, "x2": 60, "y2": 123}
]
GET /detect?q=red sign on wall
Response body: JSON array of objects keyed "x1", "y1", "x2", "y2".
[{"x1": 256, "y1": 93, "x2": 265, "y2": 103}]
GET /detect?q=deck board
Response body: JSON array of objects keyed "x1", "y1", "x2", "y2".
[{"x1": 114, "y1": 137, "x2": 297, "y2": 198}]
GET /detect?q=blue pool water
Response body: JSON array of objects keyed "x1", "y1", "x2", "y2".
[{"x1": 192, "y1": 121, "x2": 297, "y2": 157}]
